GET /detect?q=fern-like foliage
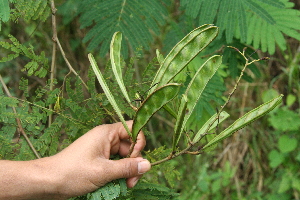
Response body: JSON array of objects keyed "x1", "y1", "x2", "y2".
[
  {"x1": 10, "y1": 0, "x2": 51, "y2": 22},
  {"x1": 0, "y1": 0, "x2": 50, "y2": 29},
  {"x1": 77, "y1": 0, "x2": 167, "y2": 57},
  {"x1": 0, "y1": 34, "x2": 49, "y2": 78},
  {"x1": 0, "y1": 0, "x2": 11, "y2": 30},
  {"x1": 180, "y1": 0, "x2": 300, "y2": 54}
]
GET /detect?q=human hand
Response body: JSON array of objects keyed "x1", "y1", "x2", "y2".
[{"x1": 44, "y1": 121, "x2": 151, "y2": 198}]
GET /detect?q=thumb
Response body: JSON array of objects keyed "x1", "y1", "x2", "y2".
[{"x1": 104, "y1": 157, "x2": 151, "y2": 181}]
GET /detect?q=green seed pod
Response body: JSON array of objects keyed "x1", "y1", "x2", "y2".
[
  {"x1": 110, "y1": 32, "x2": 132, "y2": 106},
  {"x1": 180, "y1": 55, "x2": 223, "y2": 135},
  {"x1": 149, "y1": 24, "x2": 219, "y2": 94},
  {"x1": 88, "y1": 53, "x2": 132, "y2": 137},
  {"x1": 172, "y1": 94, "x2": 188, "y2": 152},
  {"x1": 202, "y1": 95, "x2": 283, "y2": 150},
  {"x1": 132, "y1": 83, "x2": 181, "y2": 142},
  {"x1": 192, "y1": 111, "x2": 230, "y2": 143}
]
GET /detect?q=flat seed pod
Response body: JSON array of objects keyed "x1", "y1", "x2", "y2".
[
  {"x1": 172, "y1": 94, "x2": 188, "y2": 151},
  {"x1": 202, "y1": 95, "x2": 283, "y2": 150},
  {"x1": 88, "y1": 53, "x2": 132, "y2": 137},
  {"x1": 132, "y1": 83, "x2": 181, "y2": 142},
  {"x1": 192, "y1": 111, "x2": 230, "y2": 143},
  {"x1": 180, "y1": 55, "x2": 223, "y2": 134},
  {"x1": 110, "y1": 32, "x2": 132, "y2": 105},
  {"x1": 149, "y1": 24, "x2": 219, "y2": 94}
]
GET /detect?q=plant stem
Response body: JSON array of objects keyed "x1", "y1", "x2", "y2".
[
  {"x1": 48, "y1": 0, "x2": 58, "y2": 127},
  {"x1": 50, "y1": 0, "x2": 88, "y2": 90},
  {"x1": 0, "y1": 74, "x2": 41, "y2": 159},
  {"x1": 151, "y1": 144, "x2": 193, "y2": 166}
]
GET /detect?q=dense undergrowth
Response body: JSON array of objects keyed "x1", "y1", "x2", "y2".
[{"x1": 0, "y1": 0, "x2": 299, "y2": 199}]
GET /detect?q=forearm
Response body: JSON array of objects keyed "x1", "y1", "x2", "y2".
[{"x1": 0, "y1": 158, "x2": 65, "y2": 200}]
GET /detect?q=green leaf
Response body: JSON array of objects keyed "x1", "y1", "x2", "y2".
[
  {"x1": 132, "y1": 83, "x2": 181, "y2": 142},
  {"x1": 268, "y1": 150, "x2": 285, "y2": 168},
  {"x1": 278, "y1": 135, "x2": 298, "y2": 153},
  {"x1": 89, "y1": 179, "x2": 126, "y2": 200},
  {"x1": 202, "y1": 95, "x2": 283, "y2": 150},
  {"x1": 268, "y1": 107, "x2": 300, "y2": 132},
  {"x1": 150, "y1": 24, "x2": 219, "y2": 93},
  {"x1": 278, "y1": 174, "x2": 292, "y2": 193},
  {"x1": 242, "y1": 0, "x2": 276, "y2": 25},
  {"x1": 237, "y1": 1, "x2": 247, "y2": 42},
  {"x1": 255, "y1": 0, "x2": 285, "y2": 8},
  {"x1": 79, "y1": 0, "x2": 167, "y2": 57},
  {"x1": 262, "y1": 89, "x2": 280, "y2": 103},
  {"x1": 292, "y1": 178, "x2": 300, "y2": 192},
  {"x1": 110, "y1": 32, "x2": 132, "y2": 106},
  {"x1": 0, "y1": 0, "x2": 10, "y2": 22},
  {"x1": 88, "y1": 53, "x2": 132, "y2": 137},
  {"x1": 286, "y1": 94, "x2": 296, "y2": 107}
]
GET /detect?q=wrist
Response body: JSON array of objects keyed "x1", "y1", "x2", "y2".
[{"x1": 0, "y1": 158, "x2": 66, "y2": 200}]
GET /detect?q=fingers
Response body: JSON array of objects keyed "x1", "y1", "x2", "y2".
[
  {"x1": 101, "y1": 158, "x2": 151, "y2": 188},
  {"x1": 109, "y1": 121, "x2": 146, "y2": 158},
  {"x1": 130, "y1": 131, "x2": 146, "y2": 158}
]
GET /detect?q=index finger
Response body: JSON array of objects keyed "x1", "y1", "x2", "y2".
[{"x1": 113, "y1": 121, "x2": 146, "y2": 157}]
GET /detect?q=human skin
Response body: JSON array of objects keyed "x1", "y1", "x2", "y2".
[{"x1": 0, "y1": 121, "x2": 151, "y2": 200}]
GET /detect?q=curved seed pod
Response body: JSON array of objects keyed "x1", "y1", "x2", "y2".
[
  {"x1": 88, "y1": 53, "x2": 132, "y2": 137},
  {"x1": 172, "y1": 94, "x2": 188, "y2": 151},
  {"x1": 192, "y1": 111, "x2": 230, "y2": 143},
  {"x1": 202, "y1": 95, "x2": 283, "y2": 150},
  {"x1": 132, "y1": 83, "x2": 181, "y2": 142},
  {"x1": 180, "y1": 55, "x2": 222, "y2": 134},
  {"x1": 149, "y1": 24, "x2": 219, "y2": 94},
  {"x1": 110, "y1": 32, "x2": 132, "y2": 106}
]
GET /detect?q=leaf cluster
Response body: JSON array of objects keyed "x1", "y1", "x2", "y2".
[
  {"x1": 0, "y1": 34, "x2": 49, "y2": 77},
  {"x1": 77, "y1": 0, "x2": 168, "y2": 57},
  {"x1": 179, "y1": 0, "x2": 300, "y2": 55},
  {"x1": 0, "y1": 0, "x2": 50, "y2": 30}
]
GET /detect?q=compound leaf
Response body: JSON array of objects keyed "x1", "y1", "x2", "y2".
[{"x1": 78, "y1": 0, "x2": 167, "y2": 57}]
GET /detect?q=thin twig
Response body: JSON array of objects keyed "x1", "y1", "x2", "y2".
[
  {"x1": 48, "y1": 0, "x2": 58, "y2": 127},
  {"x1": 151, "y1": 144, "x2": 193, "y2": 166},
  {"x1": 50, "y1": 0, "x2": 88, "y2": 90},
  {"x1": 0, "y1": 74, "x2": 41, "y2": 159}
]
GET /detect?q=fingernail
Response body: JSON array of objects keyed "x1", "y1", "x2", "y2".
[{"x1": 138, "y1": 159, "x2": 151, "y2": 174}]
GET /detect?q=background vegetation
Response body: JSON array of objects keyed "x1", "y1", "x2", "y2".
[{"x1": 0, "y1": 0, "x2": 299, "y2": 199}]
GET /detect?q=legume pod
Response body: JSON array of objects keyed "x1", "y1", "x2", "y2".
[
  {"x1": 180, "y1": 55, "x2": 223, "y2": 134},
  {"x1": 149, "y1": 24, "x2": 219, "y2": 94},
  {"x1": 192, "y1": 111, "x2": 230, "y2": 143},
  {"x1": 172, "y1": 94, "x2": 188, "y2": 151},
  {"x1": 202, "y1": 95, "x2": 283, "y2": 150},
  {"x1": 88, "y1": 53, "x2": 132, "y2": 137},
  {"x1": 132, "y1": 83, "x2": 181, "y2": 142},
  {"x1": 110, "y1": 32, "x2": 132, "y2": 106}
]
